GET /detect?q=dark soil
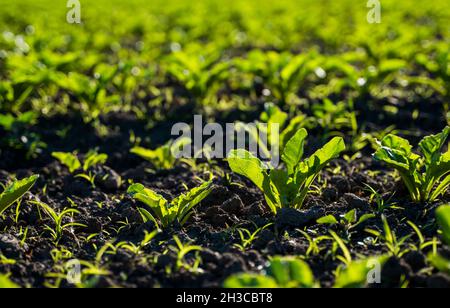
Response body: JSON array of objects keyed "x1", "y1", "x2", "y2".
[{"x1": 1, "y1": 106, "x2": 450, "y2": 288}]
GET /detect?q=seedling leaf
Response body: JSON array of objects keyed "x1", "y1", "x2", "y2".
[{"x1": 0, "y1": 175, "x2": 39, "y2": 215}]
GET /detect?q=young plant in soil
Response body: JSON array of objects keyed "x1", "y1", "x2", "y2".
[
  {"x1": 333, "y1": 255, "x2": 389, "y2": 288},
  {"x1": 116, "y1": 229, "x2": 160, "y2": 255},
  {"x1": 235, "y1": 50, "x2": 317, "y2": 107},
  {"x1": 30, "y1": 201, "x2": 87, "y2": 243},
  {"x1": 227, "y1": 128, "x2": 345, "y2": 213},
  {"x1": 317, "y1": 209, "x2": 375, "y2": 239},
  {"x1": 168, "y1": 235, "x2": 203, "y2": 273},
  {"x1": 224, "y1": 256, "x2": 317, "y2": 288},
  {"x1": 52, "y1": 150, "x2": 108, "y2": 173},
  {"x1": 127, "y1": 180, "x2": 212, "y2": 229},
  {"x1": 52, "y1": 150, "x2": 110, "y2": 188},
  {"x1": 233, "y1": 223, "x2": 273, "y2": 252},
  {"x1": 373, "y1": 126, "x2": 450, "y2": 202},
  {"x1": 365, "y1": 215, "x2": 411, "y2": 258},
  {"x1": 165, "y1": 49, "x2": 230, "y2": 108},
  {"x1": 0, "y1": 174, "x2": 38, "y2": 215},
  {"x1": 130, "y1": 138, "x2": 191, "y2": 170}
]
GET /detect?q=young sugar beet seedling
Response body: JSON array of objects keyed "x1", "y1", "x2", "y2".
[
  {"x1": 236, "y1": 50, "x2": 318, "y2": 107},
  {"x1": 317, "y1": 209, "x2": 375, "y2": 239},
  {"x1": 227, "y1": 128, "x2": 345, "y2": 213},
  {"x1": 127, "y1": 180, "x2": 213, "y2": 229},
  {"x1": 130, "y1": 138, "x2": 191, "y2": 171},
  {"x1": 373, "y1": 126, "x2": 450, "y2": 202},
  {"x1": 52, "y1": 150, "x2": 108, "y2": 173},
  {"x1": 0, "y1": 175, "x2": 38, "y2": 215},
  {"x1": 165, "y1": 48, "x2": 230, "y2": 108},
  {"x1": 52, "y1": 150, "x2": 109, "y2": 188}
]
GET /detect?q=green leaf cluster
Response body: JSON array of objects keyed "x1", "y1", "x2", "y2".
[{"x1": 228, "y1": 128, "x2": 345, "y2": 212}]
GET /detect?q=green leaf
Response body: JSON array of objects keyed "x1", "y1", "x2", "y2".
[
  {"x1": 317, "y1": 215, "x2": 338, "y2": 225},
  {"x1": 0, "y1": 275, "x2": 19, "y2": 288},
  {"x1": 269, "y1": 256, "x2": 316, "y2": 288},
  {"x1": 127, "y1": 183, "x2": 168, "y2": 222},
  {"x1": 436, "y1": 205, "x2": 450, "y2": 246},
  {"x1": 428, "y1": 253, "x2": 450, "y2": 275},
  {"x1": 419, "y1": 126, "x2": 450, "y2": 164},
  {"x1": 282, "y1": 128, "x2": 307, "y2": 175},
  {"x1": 373, "y1": 134, "x2": 422, "y2": 202},
  {"x1": 379, "y1": 59, "x2": 407, "y2": 75},
  {"x1": 227, "y1": 149, "x2": 268, "y2": 191},
  {"x1": 430, "y1": 173, "x2": 450, "y2": 201},
  {"x1": 260, "y1": 103, "x2": 288, "y2": 129},
  {"x1": 301, "y1": 137, "x2": 346, "y2": 177},
  {"x1": 293, "y1": 137, "x2": 345, "y2": 207},
  {"x1": 333, "y1": 256, "x2": 388, "y2": 288},
  {"x1": 83, "y1": 151, "x2": 108, "y2": 171},
  {"x1": 128, "y1": 181, "x2": 211, "y2": 228},
  {"x1": 343, "y1": 209, "x2": 357, "y2": 224},
  {"x1": 137, "y1": 207, "x2": 159, "y2": 228},
  {"x1": 0, "y1": 175, "x2": 39, "y2": 215},
  {"x1": 380, "y1": 134, "x2": 413, "y2": 155},
  {"x1": 354, "y1": 214, "x2": 376, "y2": 228},
  {"x1": 130, "y1": 144, "x2": 175, "y2": 170},
  {"x1": 381, "y1": 215, "x2": 394, "y2": 245},
  {"x1": 279, "y1": 114, "x2": 308, "y2": 150},
  {"x1": 223, "y1": 273, "x2": 278, "y2": 288},
  {"x1": 52, "y1": 152, "x2": 81, "y2": 173},
  {"x1": 329, "y1": 230, "x2": 352, "y2": 265},
  {"x1": 0, "y1": 114, "x2": 15, "y2": 130},
  {"x1": 174, "y1": 181, "x2": 212, "y2": 224}
]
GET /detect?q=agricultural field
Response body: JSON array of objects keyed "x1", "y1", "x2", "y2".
[{"x1": 1, "y1": 0, "x2": 450, "y2": 290}]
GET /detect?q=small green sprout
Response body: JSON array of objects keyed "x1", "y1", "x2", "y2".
[
  {"x1": 116, "y1": 229, "x2": 160, "y2": 255},
  {"x1": 233, "y1": 223, "x2": 273, "y2": 252},
  {"x1": 228, "y1": 128, "x2": 345, "y2": 213},
  {"x1": 329, "y1": 230, "x2": 352, "y2": 266},
  {"x1": 51, "y1": 152, "x2": 81, "y2": 173},
  {"x1": 297, "y1": 229, "x2": 332, "y2": 257},
  {"x1": 75, "y1": 172, "x2": 96, "y2": 188},
  {"x1": 317, "y1": 209, "x2": 375, "y2": 238},
  {"x1": 30, "y1": 201, "x2": 87, "y2": 243},
  {"x1": 127, "y1": 180, "x2": 212, "y2": 229},
  {"x1": 365, "y1": 215, "x2": 411, "y2": 258},
  {"x1": 168, "y1": 235, "x2": 203, "y2": 272},
  {"x1": 0, "y1": 174, "x2": 38, "y2": 215}
]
